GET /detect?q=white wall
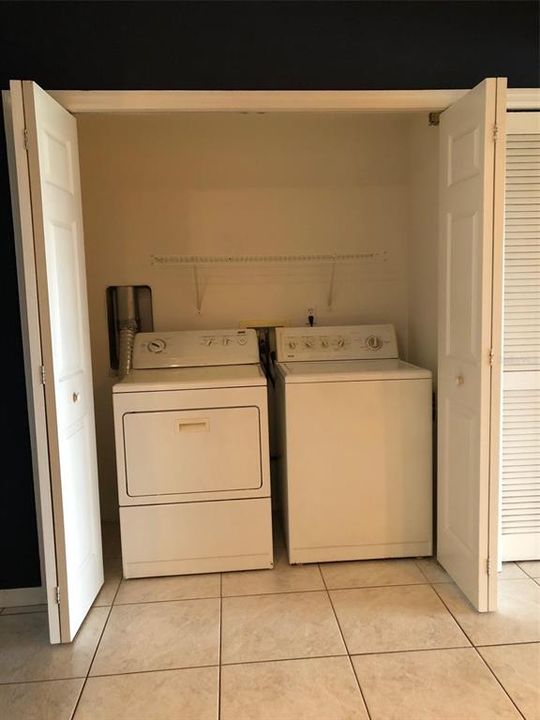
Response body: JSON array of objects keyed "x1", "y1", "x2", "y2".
[
  {"x1": 405, "y1": 114, "x2": 439, "y2": 385},
  {"x1": 78, "y1": 112, "x2": 413, "y2": 519}
]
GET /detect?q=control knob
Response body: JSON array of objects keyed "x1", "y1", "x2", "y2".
[
  {"x1": 366, "y1": 335, "x2": 383, "y2": 351},
  {"x1": 148, "y1": 339, "x2": 166, "y2": 353}
]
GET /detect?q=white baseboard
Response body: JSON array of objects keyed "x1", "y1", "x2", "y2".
[{"x1": 0, "y1": 586, "x2": 46, "y2": 607}]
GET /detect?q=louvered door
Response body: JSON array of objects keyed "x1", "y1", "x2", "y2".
[{"x1": 501, "y1": 111, "x2": 540, "y2": 561}]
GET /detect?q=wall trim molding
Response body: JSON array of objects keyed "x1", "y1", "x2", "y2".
[
  {"x1": 44, "y1": 88, "x2": 540, "y2": 115},
  {"x1": 49, "y1": 89, "x2": 469, "y2": 114}
]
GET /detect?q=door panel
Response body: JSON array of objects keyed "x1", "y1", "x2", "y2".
[
  {"x1": 443, "y1": 399, "x2": 476, "y2": 553},
  {"x1": 17, "y1": 81, "x2": 103, "y2": 642},
  {"x1": 446, "y1": 212, "x2": 480, "y2": 361},
  {"x1": 438, "y1": 78, "x2": 506, "y2": 612}
]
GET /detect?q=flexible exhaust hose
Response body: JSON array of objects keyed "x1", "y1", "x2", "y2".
[{"x1": 118, "y1": 324, "x2": 137, "y2": 379}]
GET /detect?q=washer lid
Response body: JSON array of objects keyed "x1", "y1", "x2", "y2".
[
  {"x1": 275, "y1": 358, "x2": 432, "y2": 383},
  {"x1": 113, "y1": 364, "x2": 266, "y2": 393}
]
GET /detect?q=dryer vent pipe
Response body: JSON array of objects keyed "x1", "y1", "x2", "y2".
[{"x1": 116, "y1": 286, "x2": 139, "y2": 379}]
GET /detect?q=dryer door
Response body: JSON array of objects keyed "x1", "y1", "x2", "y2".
[{"x1": 123, "y1": 406, "x2": 262, "y2": 497}]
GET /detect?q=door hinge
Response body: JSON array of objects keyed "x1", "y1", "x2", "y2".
[
  {"x1": 492, "y1": 124, "x2": 498, "y2": 143},
  {"x1": 23, "y1": 128, "x2": 29, "y2": 151},
  {"x1": 39, "y1": 365, "x2": 46, "y2": 385},
  {"x1": 489, "y1": 348, "x2": 494, "y2": 367},
  {"x1": 486, "y1": 558, "x2": 492, "y2": 576},
  {"x1": 55, "y1": 586, "x2": 60, "y2": 605}
]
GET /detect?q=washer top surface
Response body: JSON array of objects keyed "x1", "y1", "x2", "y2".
[
  {"x1": 276, "y1": 358, "x2": 432, "y2": 383},
  {"x1": 113, "y1": 363, "x2": 266, "y2": 393}
]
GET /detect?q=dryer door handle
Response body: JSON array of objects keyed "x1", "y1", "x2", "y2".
[{"x1": 177, "y1": 419, "x2": 210, "y2": 433}]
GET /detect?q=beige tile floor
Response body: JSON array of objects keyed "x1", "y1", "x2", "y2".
[{"x1": 0, "y1": 520, "x2": 538, "y2": 720}]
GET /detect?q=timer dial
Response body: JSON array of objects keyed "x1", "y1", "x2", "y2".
[
  {"x1": 366, "y1": 335, "x2": 383, "y2": 351},
  {"x1": 148, "y1": 338, "x2": 166, "y2": 353}
]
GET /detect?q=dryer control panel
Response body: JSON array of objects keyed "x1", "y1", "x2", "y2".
[
  {"x1": 133, "y1": 329, "x2": 260, "y2": 368},
  {"x1": 275, "y1": 324, "x2": 398, "y2": 362}
]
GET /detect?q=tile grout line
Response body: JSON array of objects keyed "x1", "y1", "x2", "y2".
[
  {"x1": 474, "y1": 640, "x2": 540, "y2": 649},
  {"x1": 0, "y1": 665, "x2": 221, "y2": 687},
  {"x1": 347, "y1": 645, "x2": 480, "y2": 659},
  {"x1": 69, "y1": 576, "x2": 123, "y2": 719},
  {"x1": 322, "y1": 580, "x2": 432, "y2": 593},
  {"x1": 430, "y1": 582, "x2": 527, "y2": 720},
  {"x1": 413, "y1": 557, "x2": 434, "y2": 583},
  {"x1": 221, "y1": 652, "x2": 348, "y2": 667},
  {"x1": 515, "y1": 563, "x2": 540, "y2": 582},
  {"x1": 223, "y1": 580, "x2": 434, "y2": 599},
  {"x1": 473, "y1": 647, "x2": 527, "y2": 720},
  {"x1": 318, "y1": 563, "x2": 373, "y2": 720},
  {"x1": 0, "y1": 676, "x2": 85, "y2": 687},
  {"x1": 429, "y1": 582, "x2": 477, "y2": 646},
  {"x1": 218, "y1": 573, "x2": 223, "y2": 720},
  {"x1": 107, "y1": 592, "x2": 221, "y2": 607}
]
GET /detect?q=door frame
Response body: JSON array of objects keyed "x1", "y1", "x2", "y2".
[
  {"x1": 44, "y1": 88, "x2": 540, "y2": 114},
  {"x1": 4, "y1": 85, "x2": 538, "y2": 626}
]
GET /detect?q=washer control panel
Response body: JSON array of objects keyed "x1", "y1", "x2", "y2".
[
  {"x1": 275, "y1": 324, "x2": 398, "y2": 362},
  {"x1": 133, "y1": 329, "x2": 259, "y2": 368}
]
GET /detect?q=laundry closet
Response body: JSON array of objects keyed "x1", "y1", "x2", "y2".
[
  {"x1": 5, "y1": 79, "x2": 537, "y2": 644},
  {"x1": 75, "y1": 110, "x2": 438, "y2": 522}
]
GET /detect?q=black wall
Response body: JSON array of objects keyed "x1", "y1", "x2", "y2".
[{"x1": 1, "y1": 0, "x2": 538, "y2": 590}]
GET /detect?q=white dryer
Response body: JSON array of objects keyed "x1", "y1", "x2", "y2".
[
  {"x1": 275, "y1": 324, "x2": 432, "y2": 564},
  {"x1": 113, "y1": 328, "x2": 273, "y2": 578}
]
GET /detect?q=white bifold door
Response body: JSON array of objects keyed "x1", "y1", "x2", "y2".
[
  {"x1": 3, "y1": 81, "x2": 103, "y2": 643},
  {"x1": 438, "y1": 78, "x2": 507, "y2": 612}
]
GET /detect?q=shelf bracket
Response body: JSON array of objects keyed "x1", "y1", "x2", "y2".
[
  {"x1": 193, "y1": 264, "x2": 203, "y2": 313},
  {"x1": 327, "y1": 257, "x2": 337, "y2": 310}
]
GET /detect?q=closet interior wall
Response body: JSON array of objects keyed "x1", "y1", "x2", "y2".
[{"x1": 77, "y1": 111, "x2": 439, "y2": 521}]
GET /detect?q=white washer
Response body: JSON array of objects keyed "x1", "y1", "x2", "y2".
[
  {"x1": 113, "y1": 328, "x2": 273, "y2": 578},
  {"x1": 275, "y1": 324, "x2": 432, "y2": 564}
]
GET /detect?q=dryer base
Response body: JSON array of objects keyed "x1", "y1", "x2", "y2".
[{"x1": 119, "y1": 497, "x2": 273, "y2": 578}]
